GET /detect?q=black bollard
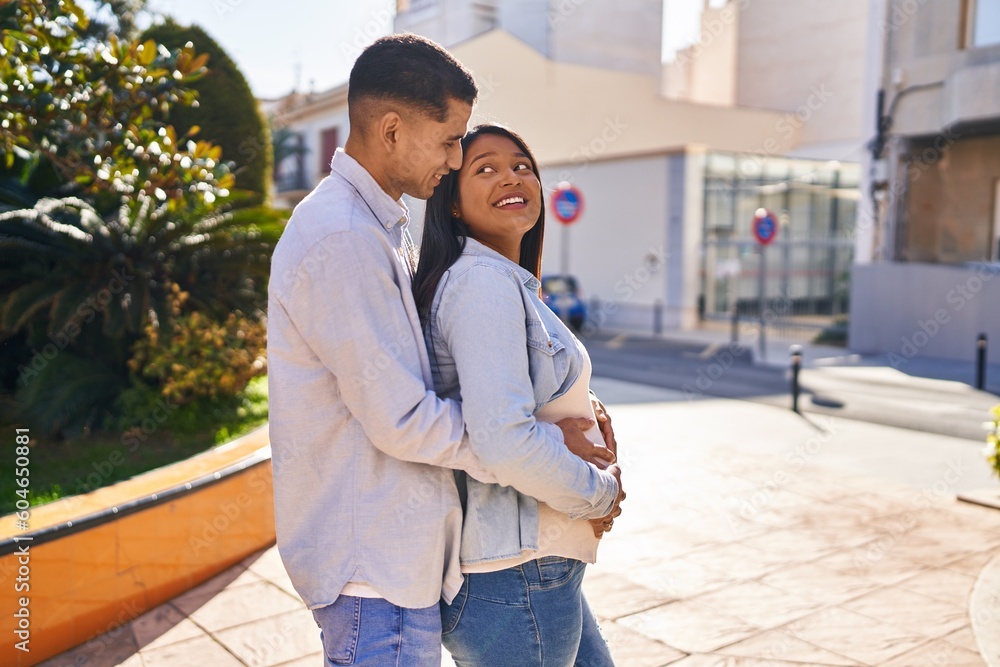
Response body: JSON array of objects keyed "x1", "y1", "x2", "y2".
[
  {"x1": 790, "y1": 344, "x2": 803, "y2": 412},
  {"x1": 977, "y1": 333, "x2": 988, "y2": 390}
]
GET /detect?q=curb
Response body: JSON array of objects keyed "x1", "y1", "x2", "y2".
[{"x1": 971, "y1": 551, "x2": 1000, "y2": 666}]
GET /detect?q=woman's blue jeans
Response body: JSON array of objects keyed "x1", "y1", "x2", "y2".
[{"x1": 441, "y1": 557, "x2": 615, "y2": 666}]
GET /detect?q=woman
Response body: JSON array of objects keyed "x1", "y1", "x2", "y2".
[{"x1": 413, "y1": 124, "x2": 622, "y2": 666}]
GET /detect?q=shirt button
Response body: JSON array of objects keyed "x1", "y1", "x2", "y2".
[{"x1": 548, "y1": 341, "x2": 553, "y2": 347}]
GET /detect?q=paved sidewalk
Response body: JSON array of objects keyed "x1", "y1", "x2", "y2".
[{"x1": 44, "y1": 378, "x2": 1000, "y2": 666}]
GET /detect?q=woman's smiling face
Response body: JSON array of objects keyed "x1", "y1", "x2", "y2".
[{"x1": 452, "y1": 133, "x2": 542, "y2": 256}]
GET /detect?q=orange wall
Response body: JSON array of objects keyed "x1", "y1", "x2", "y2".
[{"x1": 0, "y1": 461, "x2": 275, "y2": 666}]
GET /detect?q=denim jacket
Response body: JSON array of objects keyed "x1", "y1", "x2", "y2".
[{"x1": 424, "y1": 238, "x2": 618, "y2": 566}]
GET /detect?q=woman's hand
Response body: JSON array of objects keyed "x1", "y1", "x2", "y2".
[
  {"x1": 555, "y1": 417, "x2": 616, "y2": 468},
  {"x1": 589, "y1": 506, "x2": 622, "y2": 538},
  {"x1": 589, "y1": 463, "x2": 625, "y2": 538}
]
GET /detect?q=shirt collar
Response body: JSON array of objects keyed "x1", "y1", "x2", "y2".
[
  {"x1": 462, "y1": 238, "x2": 540, "y2": 290},
  {"x1": 330, "y1": 148, "x2": 409, "y2": 231}
]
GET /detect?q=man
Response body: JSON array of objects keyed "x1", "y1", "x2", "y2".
[{"x1": 267, "y1": 34, "x2": 624, "y2": 665}]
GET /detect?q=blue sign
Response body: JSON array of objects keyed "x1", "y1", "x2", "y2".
[
  {"x1": 552, "y1": 185, "x2": 583, "y2": 224},
  {"x1": 753, "y1": 209, "x2": 778, "y2": 245}
]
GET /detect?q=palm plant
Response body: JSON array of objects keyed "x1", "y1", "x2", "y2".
[
  {"x1": 271, "y1": 126, "x2": 308, "y2": 172},
  {"x1": 0, "y1": 192, "x2": 282, "y2": 432},
  {"x1": 0, "y1": 0, "x2": 286, "y2": 436}
]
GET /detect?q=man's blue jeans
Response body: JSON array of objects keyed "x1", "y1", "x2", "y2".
[
  {"x1": 441, "y1": 557, "x2": 615, "y2": 666},
  {"x1": 312, "y1": 595, "x2": 442, "y2": 666}
]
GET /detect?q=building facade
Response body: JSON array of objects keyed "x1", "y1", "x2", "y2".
[
  {"x1": 269, "y1": 0, "x2": 872, "y2": 337},
  {"x1": 395, "y1": 0, "x2": 664, "y2": 78},
  {"x1": 851, "y1": 0, "x2": 1000, "y2": 362}
]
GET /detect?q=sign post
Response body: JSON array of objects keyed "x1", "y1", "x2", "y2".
[
  {"x1": 551, "y1": 183, "x2": 584, "y2": 277},
  {"x1": 752, "y1": 208, "x2": 779, "y2": 361}
]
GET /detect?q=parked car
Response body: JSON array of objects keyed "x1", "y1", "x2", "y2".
[{"x1": 541, "y1": 274, "x2": 587, "y2": 331}]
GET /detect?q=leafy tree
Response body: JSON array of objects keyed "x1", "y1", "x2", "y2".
[
  {"x1": 82, "y1": 0, "x2": 152, "y2": 41},
  {"x1": 1, "y1": 0, "x2": 223, "y2": 208},
  {"x1": 0, "y1": 0, "x2": 283, "y2": 436},
  {"x1": 142, "y1": 20, "x2": 272, "y2": 204}
]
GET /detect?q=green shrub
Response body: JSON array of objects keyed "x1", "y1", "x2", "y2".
[
  {"x1": 986, "y1": 405, "x2": 1000, "y2": 479},
  {"x1": 0, "y1": 194, "x2": 281, "y2": 435},
  {"x1": 128, "y1": 283, "x2": 267, "y2": 406},
  {"x1": 110, "y1": 374, "x2": 267, "y2": 440},
  {"x1": 11, "y1": 351, "x2": 127, "y2": 438},
  {"x1": 141, "y1": 20, "x2": 272, "y2": 204}
]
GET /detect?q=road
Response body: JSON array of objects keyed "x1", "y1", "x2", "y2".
[{"x1": 584, "y1": 332, "x2": 998, "y2": 443}]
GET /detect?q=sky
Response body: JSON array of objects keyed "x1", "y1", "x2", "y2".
[
  {"x1": 148, "y1": 0, "x2": 398, "y2": 99},
  {"x1": 661, "y1": 0, "x2": 702, "y2": 62},
  {"x1": 145, "y1": 0, "x2": 711, "y2": 99}
]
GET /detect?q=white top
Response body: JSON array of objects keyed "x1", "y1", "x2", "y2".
[{"x1": 464, "y1": 333, "x2": 606, "y2": 573}]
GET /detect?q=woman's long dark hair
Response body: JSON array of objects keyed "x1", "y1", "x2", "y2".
[{"x1": 413, "y1": 124, "x2": 546, "y2": 322}]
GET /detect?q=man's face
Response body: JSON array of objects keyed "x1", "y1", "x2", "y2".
[{"x1": 390, "y1": 97, "x2": 472, "y2": 200}]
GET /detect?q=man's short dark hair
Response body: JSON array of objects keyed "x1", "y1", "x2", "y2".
[{"x1": 348, "y1": 33, "x2": 478, "y2": 123}]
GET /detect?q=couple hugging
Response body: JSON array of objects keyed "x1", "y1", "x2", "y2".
[{"x1": 267, "y1": 32, "x2": 626, "y2": 667}]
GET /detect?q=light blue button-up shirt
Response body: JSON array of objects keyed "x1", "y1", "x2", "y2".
[{"x1": 267, "y1": 150, "x2": 616, "y2": 611}]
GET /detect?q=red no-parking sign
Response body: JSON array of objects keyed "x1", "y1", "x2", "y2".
[
  {"x1": 753, "y1": 208, "x2": 779, "y2": 245},
  {"x1": 552, "y1": 183, "x2": 584, "y2": 225}
]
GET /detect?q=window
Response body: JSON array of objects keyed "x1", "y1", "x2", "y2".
[
  {"x1": 319, "y1": 127, "x2": 339, "y2": 174},
  {"x1": 967, "y1": 0, "x2": 1000, "y2": 48}
]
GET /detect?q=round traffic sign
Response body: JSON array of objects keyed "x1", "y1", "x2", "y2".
[
  {"x1": 753, "y1": 208, "x2": 779, "y2": 245},
  {"x1": 552, "y1": 183, "x2": 584, "y2": 225}
]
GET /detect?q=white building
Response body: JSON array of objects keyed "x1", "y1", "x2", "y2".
[
  {"x1": 269, "y1": 0, "x2": 870, "y2": 335},
  {"x1": 395, "y1": 0, "x2": 663, "y2": 77},
  {"x1": 850, "y1": 0, "x2": 1000, "y2": 363}
]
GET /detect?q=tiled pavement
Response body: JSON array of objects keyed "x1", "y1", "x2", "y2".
[{"x1": 44, "y1": 378, "x2": 1000, "y2": 666}]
